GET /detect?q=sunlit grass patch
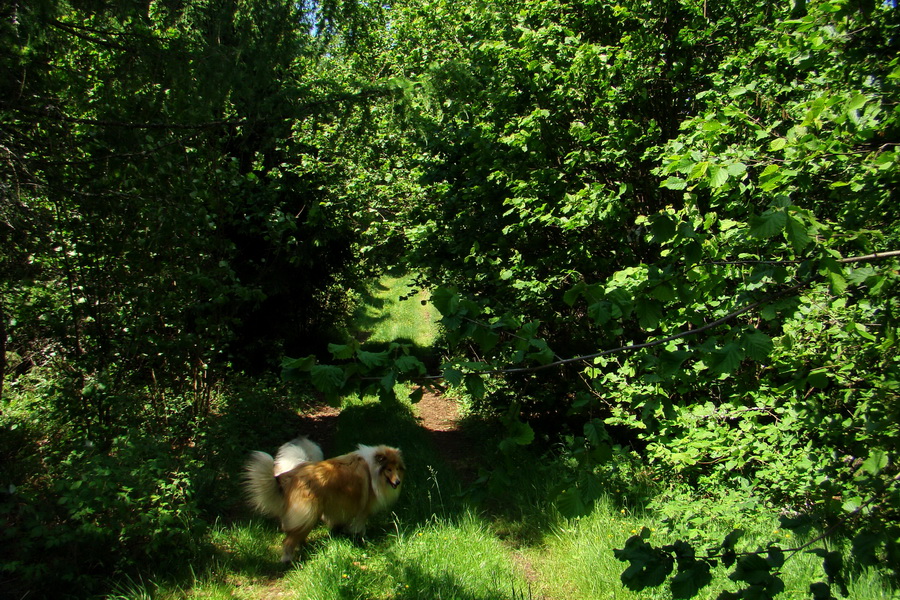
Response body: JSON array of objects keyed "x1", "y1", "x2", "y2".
[
  {"x1": 536, "y1": 500, "x2": 894, "y2": 600},
  {"x1": 281, "y1": 513, "x2": 526, "y2": 600},
  {"x1": 351, "y1": 273, "x2": 439, "y2": 347}
]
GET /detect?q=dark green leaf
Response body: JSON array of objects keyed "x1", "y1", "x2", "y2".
[
  {"x1": 394, "y1": 354, "x2": 426, "y2": 374},
  {"x1": 785, "y1": 215, "x2": 812, "y2": 252},
  {"x1": 851, "y1": 531, "x2": 884, "y2": 567},
  {"x1": 328, "y1": 343, "x2": 357, "y2": 360},
  {"x1": 465, "y1": 373, "x2": 486, "y2": 399},
  {"x1": 443, "y1": 367, "x2": 464, "y2": 387},
  {"x1": 861, "y1": 449, "x2": 888, "y2": 475},
  {"x1": 661, "y1": 177, "x2": 688, "y2": 190},
  {"x1": 310, "y1": 365, "x2": 345, "y2": 394},
  {"x1": 729, "y1": 553, "x2": 771, "y2": 585},
  {"x1": 281, "y1": 354, "x2": 316, "y2": 371},
  {"x1": 709, "y1": 343, "x2": 744, "y2": 375},
  {"x1": 810, "y1": 582, "x2": 838, "y2": 600},
  {"x1": 358, "y1": 349, "x2": 391, "y2": 369},
  {"x1": 584, "y1": 419, "x2": 610, "y2": 446},
  {"x1": 636, "y1": 297, "x2": 662, "y2": 330},
  {"x1": 741, "y1": 330, "x2": 773, "y2": 362},
  {"x1": 749, "y1": 209, "x2": 787, "y2": 239}
]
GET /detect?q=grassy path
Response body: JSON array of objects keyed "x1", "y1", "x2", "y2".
[{"x1": 127, "y1": 276, "x2": 891, "y2": 600}]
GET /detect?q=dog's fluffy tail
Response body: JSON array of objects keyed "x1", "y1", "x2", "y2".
[
  {"x1": 244, "y1": 451, "x2": 284, "y2": 518},
  {"x1": 274, "y1": 436, "x2": 324, "y2": 476}
]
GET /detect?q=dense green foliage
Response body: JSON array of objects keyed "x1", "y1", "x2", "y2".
[
  {"x1": 2, "y1": 0, "x2": 899, "y2": 597},
  {"x1": 1, "y1": 0, "x2": 392, "y2": 594},
  {"x1": 289, "y1": 0, "x2": 900, "y2": 597}
]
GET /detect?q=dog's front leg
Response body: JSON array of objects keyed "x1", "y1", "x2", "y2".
[{"x1": 346, "y1": 514, "x2": 367, "y2": 538}]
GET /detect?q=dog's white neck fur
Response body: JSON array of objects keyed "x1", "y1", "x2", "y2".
[{"x1": 357, "y1": 444, "x2": 401, "y2": 512}]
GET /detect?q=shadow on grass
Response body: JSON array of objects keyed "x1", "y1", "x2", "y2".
[
  {"x1": 391, "y1": 565, "x2": 524, "y2": 600},
  {"x1": 348, "y1": 281, "x2": 390, "y2": 342},
  {"x1": 334, "y1": 396, "x2": 564, "y2": 548},
  {"x1": 328, "y1": 564, "x2": 521, "y2": 600}
]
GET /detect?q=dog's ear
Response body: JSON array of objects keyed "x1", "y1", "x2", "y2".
[{"x1": 375, "y1": 453, "x2": 387, "y2": 465}]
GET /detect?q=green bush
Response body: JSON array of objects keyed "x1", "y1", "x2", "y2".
[{"x1": 1, "y1": 433, "x2": 208, "y2": 597}]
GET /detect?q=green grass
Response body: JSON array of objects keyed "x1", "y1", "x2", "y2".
[
  {"x1": 533, "y1": 503, "x2": 893, "y2": 600},
  {"x1": 350, "y1": 273, "x2": 440, "y2": 347}
]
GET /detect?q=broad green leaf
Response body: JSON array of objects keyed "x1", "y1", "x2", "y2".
[
  {"x1": 616, "y1": 537, "x2": 675, "y2": 590},
  {"x1": 726, "y1": 162, "x2": 747, "y2": 177},
  {"x1": 310, "y1": 365, "x2": 345, "y2": 394},
  {"x1": 661, "y1": 176, "x2": 687, "y2": 190},
  {"x1": 851, "y1": 531, "x2": 884, "y2": 566},
  {"x1": 749, "y1": 209, "x2": 787, "y2": 238},
  {"x1": 689, "y1": 161, "x2": 710, "y2": 181},
  {"x1": 650, "y1": 213, "x2": 678, "y2": 242},
  {"x1": 636, "y1": 297, "x2": 662, "y2": 330},
  {"x1": 650, "y1": 282, "x2": 676, "y2": 302},
  {"x1": 810, "y1": 582, "x2": 837, "y2": 600},
  {"x1": 584, "y1": 418, "x2": 610, "y2": 446},
  {"x1": 767, "y1": 546, "x2": 785, "y2": 569},
  {"x1": 527, "y1": 338, "x2": 556, "y2": 364},
  {"x1": 741, "y1": 330, "x2": 773, "y2": 362},
  {"x1": 826, "y1": 270, "x2": 848, "y2": 295},
  {"x1": 709, "y1": 165, "x2": 729, "y2": 188},
  {"x1": 671, "y1": 560, "x2": 712, "y2": 599},
  {"x1": 807, "y1": 368, "x2": 830, "y2": 389},
  {"x1": 658, "y1": 349, "x2": 692, "y2": 379},
  {"x1": 281, "y1": 354, "x2": 316, "y2": 371},
  {"x1": 709, "y1": 343, "x2": 744, "y2": 375},
  {"x1": 431, "y1": 287, "x2": 459, "y2": 316},
  {"x1": 380, "y1": 370, "x2": 396, "y2": 392},
  {"x1": 729, "y1": 553, "x2": 771, "y2": 585},
  {"x1": 588, "y1": 301, "x2": 613, "y2": 325},
  {"x1": 861, "y1": 449, "x2": 889, "y2": 475},
  {"x1": 465, "y1": 373, "x2": 486, "y2": 399},
  {"x1": 769, "y1": 137, "x2": 787, "y2": 151},
  {"x1": 506, "y1": 418, "x2": 534, "y2": 445},
  {"x1": 845, "y1": 93, "x2": 867, "y2": 112},
  {"x1": 472, "y1": 327, "x2": 500, "y2": 352},
  {"x1": 394, "y1": 354, "x2": 425, "y2": 374},
  {"x1": 443, "y1": 367, "x2": 464, "y2": 387},
  {"x1": 357, "y1": 349, "x2": 391, "y2": 368},
  {"x1": 563, "y1": 283, "x2": 585, "y2": 306},
  {"x1": 785, "y1": 215, "x2": 812, "y2": 252},
  {"x1": 556, "y1": 487, "x2": 590, "y2": 518},
  {"x1": 328, "y1": 342, "x2": 357, "y2": 360}
]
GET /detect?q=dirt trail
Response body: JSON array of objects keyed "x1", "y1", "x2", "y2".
[
  {"x1": 412, "y1": 389, "x2": 479, "y2": 481},
  {"x1": 296, "y1": 390, "x2": 475, "y2": 478}
]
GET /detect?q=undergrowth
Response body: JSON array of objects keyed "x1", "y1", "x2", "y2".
[{"x1": 3, "y1": 275, "x2": 897, "y2": 599}]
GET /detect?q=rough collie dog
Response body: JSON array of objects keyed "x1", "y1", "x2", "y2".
[{"x1": 243, "y1": 436, "x2": 405, "y2": 562}]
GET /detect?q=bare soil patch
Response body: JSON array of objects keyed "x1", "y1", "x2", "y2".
[
  {"x1": 296, "y1": 391, "x2": 476, "y2": 481},
  {"x1": 413, "y1": 390, "x2": 480, "y2": 483}
]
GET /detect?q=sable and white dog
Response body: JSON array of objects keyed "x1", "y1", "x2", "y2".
[{"x1": 244, "y1": 436, "x2": 405, "y2": 562}]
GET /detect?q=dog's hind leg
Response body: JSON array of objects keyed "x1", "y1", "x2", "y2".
[{"x1": 281, "y1": 524, "x2": 314, "y2": 563}]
